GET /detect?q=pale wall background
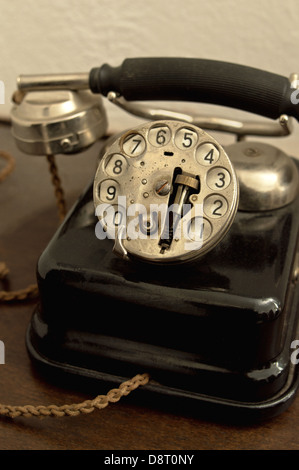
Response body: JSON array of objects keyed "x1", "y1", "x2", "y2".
[{"x1": 1, "y1": 0, "x2": 299, "y2": 151}]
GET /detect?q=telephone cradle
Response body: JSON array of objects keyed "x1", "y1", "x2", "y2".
[{"x1": 10, "y1": 58, "x2": 299, "y2": 421}]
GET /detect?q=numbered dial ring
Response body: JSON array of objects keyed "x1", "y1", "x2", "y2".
[{"x1": 94, "y1": 120, "x2": 239, "y2": 264}]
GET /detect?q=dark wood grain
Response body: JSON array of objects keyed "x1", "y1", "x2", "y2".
[{"x1": 0, "y1": 123, "x2": 299, "y2": 450}]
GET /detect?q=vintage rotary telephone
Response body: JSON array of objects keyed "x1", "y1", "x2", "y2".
[{"x1": 9, "y1": 58, "x2": 299, "y2": 420}]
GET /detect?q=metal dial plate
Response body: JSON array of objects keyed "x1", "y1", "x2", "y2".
[{"x1": 93, "y1": 120, "x2": 239, "y2": 264}]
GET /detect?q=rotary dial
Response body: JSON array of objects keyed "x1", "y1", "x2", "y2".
[{"x1": 93, "y1": 120, "x2": 239, "y2": 264}]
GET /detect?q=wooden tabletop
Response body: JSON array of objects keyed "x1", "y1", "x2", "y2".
[{"x1": 0, "y1": 122, "x2": 299, "y2": 451}]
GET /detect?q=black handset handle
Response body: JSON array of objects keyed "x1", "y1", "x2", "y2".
[{"x1": 89, "y1": 58, "x2": 299, "y2": 121}]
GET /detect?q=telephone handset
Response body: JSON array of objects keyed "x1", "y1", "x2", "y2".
[{"x1": 10, "y1": 58, "x2": 299, "y2": 421}]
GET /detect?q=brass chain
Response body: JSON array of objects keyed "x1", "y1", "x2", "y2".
[
  {"x1": 0, "y1": 150, "x2": 150, "y2": 417},
  {"x1": 0, "y1": 153, "x2": 66, "y2": 301},
  {"x1": 0, "y1": 373, "x2": 150, "y2": 418},
  {"x1": 46, "y1": 154, "x2": 67, "y2": 222},
  {"x1": 0, "y1": 150, "x2": 15, "y2": 183}
]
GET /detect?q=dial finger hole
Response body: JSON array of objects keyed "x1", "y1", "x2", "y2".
[
  {"x1": 196, "y1": 143, "x2": 220, "y2": 166},
  {"x1": 148, "y1": 125, "x2": 171, "y2": 147},
  {"x1": 175, "y1": 127, "x2": 198, "y2": 150},
  {"x1": 207, "y1": 167, "x2": 231, "y2": 191},
  {"x1": 204, "y1": 194, "x2": 228, "y2": 218},
  {"x1": 105, "y1": 154, "x2": 128, "y2": 177},
  {"x1": 96, "y1": 204, "x2": 126, "y2": 240},
  {"x1": 98, "y1": 179, "x2": 120, "y2": 202},
  {"x1": 187, "y1": 217, "x2": 212, "y2": 241},
  {"x1": 122, "y1": 133, "x2": 146, "y2": 157}
]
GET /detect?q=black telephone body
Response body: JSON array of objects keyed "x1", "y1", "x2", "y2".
[{"x1": 10, "y1": 58, "x2": 299, "y2": 421}]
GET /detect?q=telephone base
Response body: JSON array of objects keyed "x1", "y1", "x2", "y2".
[
  {"x1": 26, "y1": 313, "x2": 299, "y2": 423},
  {"x1": 26, "y1": 179, "x2": 299, "y2": 422}
]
